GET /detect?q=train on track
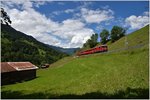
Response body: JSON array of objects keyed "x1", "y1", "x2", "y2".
[{"x1": 77, "y1": 45, "x2": 108, "y2": 56}]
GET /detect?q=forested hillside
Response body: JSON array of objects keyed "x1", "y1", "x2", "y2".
[{"x1": 1, "y1": 24, "x2": 68, "y2": 66}]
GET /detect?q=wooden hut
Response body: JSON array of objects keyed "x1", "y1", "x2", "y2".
[
  {"x1": 1, "y1": 62, "x2": 38, "y2": 85},
  {"x1": 41, "y1": 64, "x2": 50, "y2": 69}
]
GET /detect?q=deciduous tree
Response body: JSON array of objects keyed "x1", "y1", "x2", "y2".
[
  {"x1": 1, "y1": 8, "x2": 12, "y2": 25},
  {"x1": 83, "y1": 33, "x2": 98, "y2": 48},
  {"x1": 110, "y1": 26, "x2": 125, "y2": 42},
  {"x1": 100, "y1": 29, "x2": 109, "y2": 44}
]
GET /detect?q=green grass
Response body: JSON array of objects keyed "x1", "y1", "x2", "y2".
[
  {"x1": 1, "y1": 25, "x2": 149, "y2": 99},
  {"x1": 108, "y1": 25, "x2": 149, "y2": 50}
]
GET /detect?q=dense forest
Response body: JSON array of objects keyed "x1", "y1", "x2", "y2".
[{"x1": 1, "y1": 24, "x2": 68, "y2": 66}]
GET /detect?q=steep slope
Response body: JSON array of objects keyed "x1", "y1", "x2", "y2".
[
  {"x1": 1, "y1": 24, "x2": 68, "y2": 66},
  {"x1": 1, "y1": 25, "x2": 149, "y2": 99},
  {"x1": 108, "y1": 25, "x2": 149, "y2": 50}
]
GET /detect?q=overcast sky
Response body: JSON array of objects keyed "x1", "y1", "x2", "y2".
[{"x1": 1, "y1": 1, "x2": 149, "y2": 48}]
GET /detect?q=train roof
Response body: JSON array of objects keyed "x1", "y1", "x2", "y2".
[{"x1": 79, "y1": 45, "x2": 107, "y2": 53}]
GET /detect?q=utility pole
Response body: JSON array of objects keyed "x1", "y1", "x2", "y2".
[
  {"x1": 124, "y1": 27, "x2": 129, "y2": 49},
  {"x1": 125, "y1": 36, "x2": 128, "y2": 49}
]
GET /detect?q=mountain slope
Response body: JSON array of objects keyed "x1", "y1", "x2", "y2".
[
  {"x1": 1, "y1": 25, "x2": 149, "y2": 99},
  {"x1": 1, "y1": 24, "x2": 68, "y2": 66},
  {"x1": 48, "y1": 45, "x2": 79, "y2": 55}
]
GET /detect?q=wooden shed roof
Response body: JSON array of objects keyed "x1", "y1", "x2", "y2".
[{"x1": 1, "y1": 62, "x2": 38, "y2": 73}]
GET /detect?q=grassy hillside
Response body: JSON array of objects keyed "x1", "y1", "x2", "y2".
[
  {"x1": 1, "y1": 24, "x2": 68, "y2": 66},
  {"x1": 1, "y1": 25, "x2": 149, "y2": 99},
  {"x1": 108, "y1": 25, "x2": 149, "y2": 50}
]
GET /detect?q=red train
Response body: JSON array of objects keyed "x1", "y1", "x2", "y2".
[{"x1": 77, "y1": 45, "x2": 108, "y2": 56}]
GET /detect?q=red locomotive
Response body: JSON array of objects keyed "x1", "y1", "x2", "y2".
[{"x1": 77, "y1": 45, "x2": 108, "y2": 56}]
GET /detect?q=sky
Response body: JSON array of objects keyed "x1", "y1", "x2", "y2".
[{"x1": 1, "y1": 1, "x2": 149, "y2": 48}]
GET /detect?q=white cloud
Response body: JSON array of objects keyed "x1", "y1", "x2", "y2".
[
  {"x1": 2, "y1": 1, "x2": 95, "y2": 48},
  {"x1": 79, "y1": 1, "x2": 93, "y2": 9},
  {"x1": 81, "y1": 8, "x2": 114, "y2": 24},
  {"x1": 51, "y1": 9, "x2": 75, "y2": 16},
  {"x1": 1, "y1": 0, "x2": 33, "y2": 10},
  {"x1": 143, "y1": 11, "x2": 149, "y2": 16},
  {"x1": 1, "y1": 0, "x2": 49, "y2": 9},
  {"x1": 61, "y1": 19, "x2": 85, "y2": 32},
  {"x1": 64, "y1": 9, "x2": 74, "y2": 14},
  {"x1": 6, "y1": 8, "x2": 61, "y2": 45},
  {"x1": 125, "y1": 13, "x2": 149, "y2": 30},
  {"x1": 52, "y1": 19, "x2": 94, "y2": 48},
  {"x1": 33, "y1": 1, "x2": 47, "y2": 8},
  {"x1": 51, "y1": 11, "x2": 62, "y2": 15}
]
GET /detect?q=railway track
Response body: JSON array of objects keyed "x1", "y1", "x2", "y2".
[
  {"x1": 50, "y1": 42, "x2": 148, "y2": 68},
  {"x1": 76, "y1": 42, "x2": 148, "y2": 57}
]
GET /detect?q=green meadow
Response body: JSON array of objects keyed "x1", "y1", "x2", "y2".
[{"x1": 1, "y1": 25, "x2": 149, "y2": 99}]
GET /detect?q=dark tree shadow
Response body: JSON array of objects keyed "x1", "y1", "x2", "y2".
[{"x1": 1, "y1": 87, "x2": 149, "y2": 99}]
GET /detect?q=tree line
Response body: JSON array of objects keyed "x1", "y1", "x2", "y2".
[{"x1": 82, "y1": 26, "x2": 126, "y2": 49}]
